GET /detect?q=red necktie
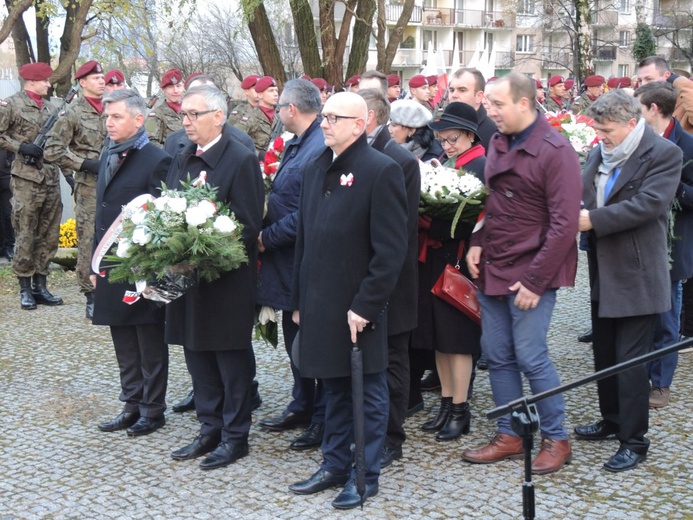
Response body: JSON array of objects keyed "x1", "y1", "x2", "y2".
[{"x1": 196, "y1": 149, "x2": 204, "y2": 156}]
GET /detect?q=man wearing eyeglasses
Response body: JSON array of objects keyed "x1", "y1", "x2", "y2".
[
  {"x1": 165, "y1": 85, "x2": 264, "y2": 471},
  {"x1": 289, "y1": 92, "x2": 408, "y2": 509}
]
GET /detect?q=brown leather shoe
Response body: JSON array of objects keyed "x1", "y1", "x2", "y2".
[
  {"x1": 462, "y1": 433, "x2": 524, "y2": 464},
  {"x1": 531, "y1": 437, "x2": 572, "y2": 475}
]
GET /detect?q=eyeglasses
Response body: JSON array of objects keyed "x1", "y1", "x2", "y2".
[
  {"x1": 180, "y1": 109, "x2": 215, "y2": 121},
  {"x1": 321, "y1": 113, "x2": 359, "y2": 125},
  {"x1": 436, "y1": 133, "x2": 462, "y2": 146},
  {"x1": 276, "y1": 102, "x2": 291, "y2": 109}
]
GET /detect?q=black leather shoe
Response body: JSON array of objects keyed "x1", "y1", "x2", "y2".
[
  {"x1": 477, "y1": 353, "x2": 489, "y2": 370},
  {"x1": 290, "y1": 423, "x2": 324, "y2": 450},
  {"x1": 578, "y1": 329, "x2": 593, "y2": 343},
  {"x1": 199, "y1": 441, "x2": 249, "y2": 470},
  {"x1": 98, "y1": 411, "x2": 140, "y2": 432},
  {"x1": 250, "y1": 389, "x2": 262, "y2": 411},
  {"x1": 406, "y1": 399, "x2": 424, "y2": 417},
  {"x1": 126, "y1": 415, "x2": 165, "y2": 437},
  {"x1": 85, "y1": 291, "x2": 94, "y2": 319},
  {"x1": 258, "y1": 410, "x2": 311, "y2": 432},
  {"x1": 171, "y1": 434, "x2": 221, "y2": 460},
  {"x1": 18, "y1": 277, "x2": 37, "y2": 310},
  {"x1": 172, "y1": 390, "x2": 195, "y2": 413},
  {"x1": 289, "y1": 469, "x2": 350, "y2": 495},
  {"x1": 31, "y1": 274, "x2": 63, "y2": 305},
  {"x1": 331, "y1": 479, "x2": 379, "y2": 510},
  {"x1": 380, "y1": 445, "x2": 403, "y2": 468},
  {"x1": 574, "y1": 419, "x2": 619, "y2": 440},
  {"x1": 603, "y1": 447, "x2": 647, "y2": 473},
  {"x1": 420, "y1": 371, "x2": 441, "y2": 391}
]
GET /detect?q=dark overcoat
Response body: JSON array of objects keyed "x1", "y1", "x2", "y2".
[
  {"x1": 667, "y1": 119, "x2": 693, "y2": 281},
  {"x1": 92, "y1": 141, "x2": 171, "y2": 326},
  {"x1": 371, "y1": 126, "x2": 420, "y2": 336},
  {"x1": 583, "y1": 124, "x2": 682, "y2": 318},
  {"x1": 291, "y1": 134, "x2": 408, "y2": 379},
  {"x1": 164, "y1": 125, "x2": 264, "y2": 351}
]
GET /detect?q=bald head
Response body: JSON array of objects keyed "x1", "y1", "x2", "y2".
[{"x1": 320, "y1": 92, "x2": 368, "y2": 155}]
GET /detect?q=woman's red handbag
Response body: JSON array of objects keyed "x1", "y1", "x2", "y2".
[{"x1": 430, "y1": 241, "x2": 481, "y2": 325}]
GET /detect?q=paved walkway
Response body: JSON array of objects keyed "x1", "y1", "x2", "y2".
[{"x1": 1, "y1": 256, "x2": 691, "y2": 519}]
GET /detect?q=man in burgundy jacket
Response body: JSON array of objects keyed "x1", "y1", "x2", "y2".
[{"x1": 463, "y1": 73, "x2": 582, "y2": 475}]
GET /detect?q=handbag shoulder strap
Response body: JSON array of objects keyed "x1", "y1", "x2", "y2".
[{"x1": 455, "y1": 241, "x2": 465, "y2": 269}]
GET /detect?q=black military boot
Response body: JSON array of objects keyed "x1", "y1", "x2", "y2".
[
  {"x1": 31, "y1": 274, "x2": 64, "y2": 306},
  {"x1": 85, "y1": 291, "x2": 95, "y2": 319},
  {"x1": 19, "y1": 277, "x2": 37, "y2": 310}
]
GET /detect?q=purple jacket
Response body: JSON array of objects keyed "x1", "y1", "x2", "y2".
[{"x1": 470, "y1": 113, "x2": 582, "y2": 296}]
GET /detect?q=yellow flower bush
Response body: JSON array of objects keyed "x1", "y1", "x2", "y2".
[{"x1": 59, "y1": 218, "x2": 78, "y2": 248}]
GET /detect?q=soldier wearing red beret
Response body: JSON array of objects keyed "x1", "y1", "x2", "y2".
[
  {"x1": 545, "y1": 75, "x2": 566, "y2": 112},
  {"x1": 345, "y1": 75, "x2": 361, "y2": 93},
  {"x1": 572, "y1": 75, "x2": 605, "y2": 114},
  {"x1": 229, "y1": 75, "x2": 260, "y2": 128},
  {"x1": 0, "y1": 61, "x2": 65, "y2": 309},
  {"x1": 44, "y1": 60, "x2": 106, "y2": 318},
  {"x1": 387, "y1": 74, "x2": 401, "y2": 103},
  {"x1": 245, "y1": 76, "x2": 280, "y2": 155},
  {"x1": 311, "y1": 78, "x2": 330, "y2": 105},
  {"x1": 145, "y1": 68, "x2": 185, "y2": 148},
  {"x1": 408, "y1": 74, "x2": 431, "y2": 113},
  {"x1": 104, "y1": 69, "x2": 126, "y2": 94}
]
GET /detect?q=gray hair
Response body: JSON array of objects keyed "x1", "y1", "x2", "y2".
[
  {"x1": 280, "y1": 79, "x2": 322, "y2": 114},
  {"x1": 358, "y1": 88, "x2": 390, "y2": 125},
  {"x1": 184, "y1": 85, "x2": 228, "y2": 119},
  {"x1": 586, "y1": 89, "x2": 641, "y2": 124},
  {"x1": 359, "y1": 70, "x2": 388, "y2": 93},
  {"x1": 103, "y1": 89, "x2": 148, "y2": 118}
]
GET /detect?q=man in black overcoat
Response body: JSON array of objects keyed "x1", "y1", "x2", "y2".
[
  {"x1": 359, "y1": 88, "x2": 421, "y2": 468},
  {"x1": 288, "y1": 92, "x2": 408, "y2": 509},
  {"x1": 91, "y1": 89, "x2": 171, "y2": 437},
  {"x1": 165, "y1": 85, "x2": 264, "y2": 470}
]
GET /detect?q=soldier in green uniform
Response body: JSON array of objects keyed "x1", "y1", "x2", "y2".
[
  {"x1": 545, "y1": 76, "x2": 567, "y2": 112},
  {"x1": 44, "y1": 60, "x2": 106, "y2": 319},
  {"x1": 245, "y1": 76, "x2": 280, "y2": 155},
  {"x1": 145, "y1": 68, "x2": 184, "y2": 147},
  {"x1": 0, "y1": 62, "x2": 63, "y2": 310},
  {"x1": 408, "y1": 74, "x2": 432, "y2": 115},
  {"x1": 572, "y1": 75, "x2": 605, "y2": 115},
  {"x1": 228, "y1": 75, "x2": 259, "y2": 128}
]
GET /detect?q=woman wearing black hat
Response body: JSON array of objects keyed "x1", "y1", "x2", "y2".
[{"x1": 414, "y1": 102, "x2": 484, "y2": 441}]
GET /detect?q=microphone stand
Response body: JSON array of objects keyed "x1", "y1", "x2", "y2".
[{"x1": 485, "y1": 336, "x2": 693, "y2": 520}]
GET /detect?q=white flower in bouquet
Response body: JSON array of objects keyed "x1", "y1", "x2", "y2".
[
  {"x1": 154, "y1": 195, "x2": 187, "y2": 214},
  {"x1": 131, "y1": 226, "x2": 153, "y2": 245},
  {"x1": 115, "y1": 239, "x2": 133, "y2": 258},
  {"x1": 185, "y1": 205, "x2": 209, "y2": 227},
  {"x1": 197, "y1": 199, "x2": 217, "y2": 218},
  {"x1": 213, "y1": 214, "x2": 237, "y2": 234},
  {"x1": 130, "y1": 207, "x2": 148, "y2": 225}
]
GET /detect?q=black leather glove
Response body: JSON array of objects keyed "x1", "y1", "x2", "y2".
[
  {"x1": 81, "y1": 158, "x2": 100, "y2": 174},
  {"x1": 19, "y1": 143, "x2": 43, "y2": 159},
  {"x1": 65, "y1": 175, "x2": 75, "y2": 195}
]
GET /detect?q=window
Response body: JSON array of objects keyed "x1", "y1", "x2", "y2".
[
  {"x1": 519, "y1": 0, "x2": 534, "y2": 14},
  {"x1": 619, "y1": 31, "x2": 629, "y2": 46},
  {"x1": 423, "y1": 30, "x2": 438, "y2": 50},
  {"x1": 516, "y1": 34, "x2": 534, "y2": 53},
  {"x1": 619, "y1": 0, "x2": 629, "y2": 13},
  {"x1": 484, "y1": 32, "x2": 494, "y2": 52},
  {"x1": 424, "y1": 0, "x2": 438, "y2": 7},
  {"x1": 618, "y1": 64, "x2": 630, "y2": 77}
]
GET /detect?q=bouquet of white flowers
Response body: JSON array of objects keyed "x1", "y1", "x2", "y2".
[
  {"x1": 99, "y1": 174, "x2": 248, "y2": 303},
  {"x1": 419, "y1": 159, "x2": 487, "y2": 237}
]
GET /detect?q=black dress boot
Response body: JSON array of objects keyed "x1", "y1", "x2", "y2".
[
  {"x1": 85, "y1": 291, "x2": 94, "y2": 319},
  {"x1": 31, "y1": 274, "x2": 63, "y2": 305},
  {"x1": 19, "y1": 277, "x2": 37, "y2": 310},
  {"x1": 436, "y1": 402, "x2": 471, "y2": 441},
  {"x1": 421, "y1": 396, "x2": 452, "y2": 432}
]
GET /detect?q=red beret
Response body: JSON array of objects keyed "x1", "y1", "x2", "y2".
[
  {"x1": 409, "y1": 75, "x2": 428, "y2": 89},
  {"x1": 583, "y1": 75, "x2": 604, "y2": 88},
  {"x1": 160, "y1": 69, "x2": 183, "y2": 88},
  {"x1": 75, "y1": 61, "x2": 103, "y2": 80},
  {"x1": 300, "y1": 75, "x2": 312, "y2": 80},
  {"x1": 619, "y1": 77, "x2": 632, "y2": 87},
  {"x1": 426, "y1": 75, "x2": 438, "y2": 86},
  {"x1": 104, "y1": 69, "x2": 125, "y2": 85},
  {"x1": 387, "y1": 74, "x2": 401, "y2": 87},
  {"x1": 534, "y1": 79, "x2": 543, "y2": 89},
  {"x1": 255, "y1": 76, "x2": 277, "y2": 93},
  {"x1": 606, "y1": 77, "x2": 621, "y2": 89},
  {"x1": 564, "y1": 78, "x2": 575, "y2": 89},
  {"x1": 311, "y1": 78, "x2": 328, "y2": 91},
  {"x1": 19, "y1": 62, "x2": 53, "y2": 81},
  {"x1": 184, "y1": 72, "x2": 203, "y2": 89},
  {"x1": 487, "y1": 76, "x2": 498, "y2": 83},
  {"x1": 547, "y1": 75, "x2": 564, "y2": 87},
  {"x1": 241, "y1": 75, "x2": 260, "y2": 89},
  {"x1": 345, "y1": 75, "x2": 361, "y2": 87}
]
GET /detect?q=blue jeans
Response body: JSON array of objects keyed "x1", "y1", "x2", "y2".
[
  {"x1": 478, "y1": 290, "x2": 567, "y2": 439},
  {"x1": 650, "y1": 280, "x2": 682, "y2": 388}
]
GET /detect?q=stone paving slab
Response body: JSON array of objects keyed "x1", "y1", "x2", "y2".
[{"x1": 0, "y1": 256, "x2": 692, "y2": 519}]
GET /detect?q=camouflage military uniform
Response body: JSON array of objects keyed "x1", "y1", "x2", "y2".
[
  {"x1": 244, "y1": 106, "x2": 280, "y2": 155},
  {"x1": 146, "y1": 101, "x2": 183, "y2": 148},
  {"x1": 229, "y1": 101, "x2": 255, "y2": 132},
  {"x1": 545, "y1": 95, "x2": 565, "y2": 113},
  {"x1": 0, "y1": 92, "x2": 62, "y2": 278},
  {"x1": 571, "y1": 92, "x2": 596, "y2": 115},
  {"x1": 44, "y1": 97, "x2": 106, "y2": 293}
]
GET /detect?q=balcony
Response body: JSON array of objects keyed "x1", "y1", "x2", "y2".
[
  {"x1": 595, "y1": 45, "x2": 617, "y2": 60},
  {"x1": 422, "y1": 7, "x2": 454, "y2": 26},
  {"x1": 590, "y1": 9, "x2": 618, "y2": 26},
  {"x1": 385, "y1": 4, "x2": 422, "y2": 24},
  {"x1": 453, "y1": 9, "x2": 515, "y2": 29},
  {"x1": 652, "y1": 11, "x2": 691, "y2": 29},
  {"x1": 451, "y1": 49, "x2": 515, "y2": 69},
  {"x1": 391, "y1": 48, "x2": 424, "y2": 68},
  {"x1": 542, "y1": 51, "x2": 572, "y2": 69}
]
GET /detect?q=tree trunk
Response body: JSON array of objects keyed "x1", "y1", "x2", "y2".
[
  {"x1": 34, "y1": 0, "x2": 51, "y2": 65},
  {"x1": 346, "y1": 0, "x2": 375, "y2": 79},
  {"x1": 246, "y1": 3, "x2": 287, "y2": 88},
  {"x1": 53, "y1": 0, "x2": 94, "y2": 95},
  {"x1": 576, "y1": 0, "x2": 592, "y2": 81},
  {"x1": 378, "y1": 0, "x2": 416, "y2": 73},
  {"x1": 6, "y1": 0, "x2": 33, "y2": 66},
  {"x1": 0, "y1": 0, "x2": 33, "y2": 46},
  {"x1": 290, "y1": 0, "x2": 322, "y2": 78}
]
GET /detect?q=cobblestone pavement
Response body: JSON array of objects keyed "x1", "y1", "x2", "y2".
[{"x1": 1, "y1": 256, "x2": 692, "y2": 519}]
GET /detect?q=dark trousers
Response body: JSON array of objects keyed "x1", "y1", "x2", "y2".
[
  {"x1": 681, "y1": 280, "x2": 693, "y2": 337},
  {"x1": 386, "y1": 331, "x2": 411, "y2": 449},
  {"x1": 0, "y1": 175, "x2": 13, "y2": 250},
  {"x1": 408, "y1": 347, "x2": 435, "y2": 406},
  {"x1": 283, "y1": 311, "x2": 325, "y2": 422},
  {"x1": 591, "y1": 301, "x2": 655, "y2": 455},
  {"x1": 110, "y1": 323, "x2": 168, "y2": 417},
  {"x1": 321, "y1": 371, "x2": 388, "y2": 485},
  {"x1": 184, "y1": 347, "x2": 254, "y2": 443}
]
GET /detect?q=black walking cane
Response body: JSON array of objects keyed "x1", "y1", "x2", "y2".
[{"x1": 351, "y1": 337, "x2": 366, "y2": 509}]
